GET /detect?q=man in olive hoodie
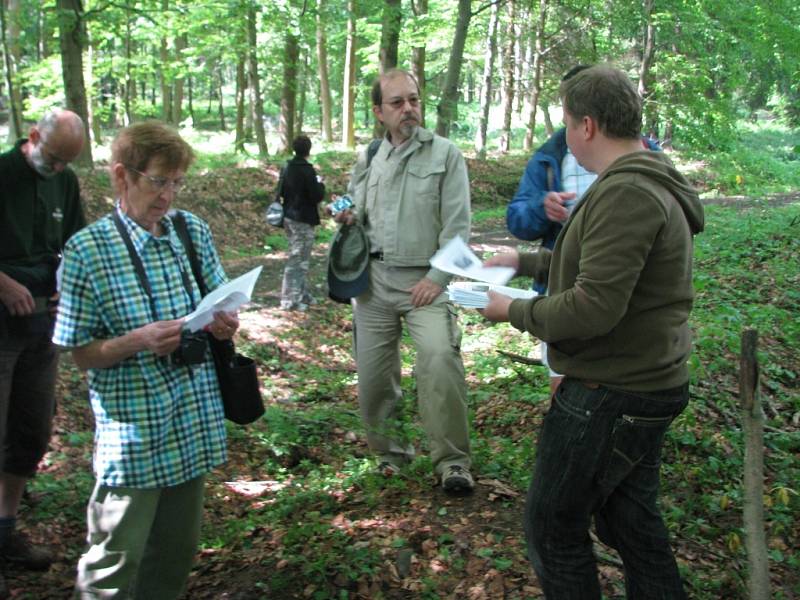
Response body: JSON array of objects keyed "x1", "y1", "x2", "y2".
[{"x1": 483, "y1": 65, "x2": 704, "y2": 598}]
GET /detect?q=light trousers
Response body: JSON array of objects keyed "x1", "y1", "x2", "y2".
[
  {"x1": 76, "y1": 475, "x2": 205, "y2": 599},
  {"x1": 354, "y1": 261, "x2": 469, "y2": 475}
]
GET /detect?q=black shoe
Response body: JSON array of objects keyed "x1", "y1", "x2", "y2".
[{"x1": 0, "y1": 531, "x2": 53, "y2": 571}]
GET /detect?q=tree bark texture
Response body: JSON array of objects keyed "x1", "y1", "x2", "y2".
[
  {"x1": 638, "y1": 0, "x2": 657, "y2": 136},
  {"x1": 56, "y1": 0, "x2": 93, "y2": 166},
  {"x1": 316, "y1": 0, "x2": 333, "y2": 142},
  {"x1": 434, "y1": 0, "x2": 471, "y2": 138},
  {"x1": 524, "y1": 0, "x2": 548, "y2": 151},
  {"x1": 499, "y1": 0, "x2": 516, "y2": 152},
  {"x1": 280, "y1": 31, "x2": 299, "y2": 153},
  {"x1": 2, "y1": 0, "x2": 24, "y2": 141},
  {"x1": 341, "y1": 0, "x2": 357, "y2": 148},
  {"x1": 739, "y1": 329, "x2": 770, "y2": 600},
  {"x1": 474, "y1": 0, "x2": 499, "y2": 160},
  {"x1": 247, "y1": 3, "x2": 268, "y2": 156},
  {"x1": 411, "y1": 0, "x2": 427, "y2": 127},
  {"x1": 234, "y1": 58, "x2": 247, "y2": 151},
  {"x1": 379, "y1": 0, "x2": 401, "y2": 73}
]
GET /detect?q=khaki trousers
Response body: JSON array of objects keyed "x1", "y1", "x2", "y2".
[
  {"x1": 75, "y1": 475, "x2": 205, "y2": 599},
  {"x1": 353, "y1": 261, "x2": 470, "y2": 475}
]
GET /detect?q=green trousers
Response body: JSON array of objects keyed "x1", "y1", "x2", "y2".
[
  {"x1": 353, "y1": 261, "x2": 470, "y2": 475},
  {"x1": 75, "y1": 475, "x2": 205, "y2": 599}
]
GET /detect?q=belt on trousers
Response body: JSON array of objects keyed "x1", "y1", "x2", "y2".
[{"x1": 369, "y1": 251, "x2": 384, "y2": 262}]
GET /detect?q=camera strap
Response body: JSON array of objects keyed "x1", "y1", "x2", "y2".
[{"x1": 111, "y1": 209, "x2": 196, "y2": 322}]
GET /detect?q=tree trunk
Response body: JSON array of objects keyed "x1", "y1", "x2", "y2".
[
  {"x1": 123, "y1": 0, "x2": 132, "y2": 125},
  {"x1": 499, "y1": 0, "x2": 516, "y2": 152},
  {"x1": 434, "y1": 0, "x2": 471, "y2": 138},
  {"x1": 187, "y1": 74, "x2": 194, "y2": 125},
  {"x1": 739, "y1": 329, "x2": 770, "y2": 600},
  {"x1": 217, "y1": 66, "x2": 226, "y2": 131},
  {"x1": 474, "y1": 0, "x2": 499, "y2": 160},
  {"x1": 280, "y1": 31, "x2": 299, "y2": 153},
  {"x1": 86, "y1": 29, "x2": 102, "y2": 143},
  {"x1": 379, "y1": 0, "x2": 401, "y2": 73},
  {"x1": 2, "y1": 0, "x2": 24, "y2": 141},
  {"x1": 172, "y1": 32, "x2": 187, "y2": 125},
  {"x1": 56, "y1": 0, "x2": 93, "y2": 167},
  {"x1": 159, "y1": 0, "x2": 172, "y2": 123},
  {"x1": 638, "y1": 0, "x2": 657, "y2": 136},
  {"x1": 523, "y1": 0, "x2": 547, "y2": 151},
  {"x1": 542, "y1": 100, "x2": 553, "y2": 136},
  {"x1": 341, "y1": 0, "x2": 356, "y2": 148},
  {"x1": 234, "y1": 58, "x2": 247, "y2": 151},
  {"x1": 411, "y1": 0, "x2": 427, "y2": 127},
  {"x1": 247, "y1": 3, "x2": 268, "y2": 155},
  {"x1": 296, "y1": 48, "x2": 308, "y2": 136},
  {"x1": 316, "y1": 0, "x2": 333, "y2": 142}
]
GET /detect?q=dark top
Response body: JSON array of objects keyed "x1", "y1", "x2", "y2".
[
  {"x1": 0, "y1": 139, "x2": 86, "y2": 296},
  {"x1": 280, "y1": 156, "x2": 325, "y2": 226}
]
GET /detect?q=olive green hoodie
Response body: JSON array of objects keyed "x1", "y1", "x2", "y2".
[{"x1": 508, "y1": 150, "x2": 704, "y2": 391}]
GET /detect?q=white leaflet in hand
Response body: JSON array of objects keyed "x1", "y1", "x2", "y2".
[
  {"x1": 447, "y1": 281, "x2": 537, "y2": 309},
  {"x1": 183, "y1": 266, "x2": 262, "y2": 332},
  {"x1": 430, "y1": 236, "x2": 515, "y2": 285}
]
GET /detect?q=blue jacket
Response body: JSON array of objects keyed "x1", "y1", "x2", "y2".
[
  {"x1": 506, "y1": 129, "x2": 570, "y2": 251},
  {"x1": 507, "y1": 129, "x2": 661, "y2": 250}
]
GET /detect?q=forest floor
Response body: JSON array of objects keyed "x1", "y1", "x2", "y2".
[{"x1": 5, "y1": 156, "x2": 799, "y2": 599}]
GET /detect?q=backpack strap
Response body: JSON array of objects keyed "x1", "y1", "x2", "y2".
[{"x1": 366, "y1": 138, "x2": 382, "y2": 168}]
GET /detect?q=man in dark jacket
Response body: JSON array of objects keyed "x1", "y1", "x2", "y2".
[
  {"x1": 0, "y1": 109, "x2": 86, "y2": 594},
  {"x1": 279, "y1": 135, "x2": 326, "y2": 311},
  {"x1": 483, "y1": 65, "x2": 704, "y2": 598}
]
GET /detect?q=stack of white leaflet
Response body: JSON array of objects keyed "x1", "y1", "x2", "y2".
[{"x1": 446, "y1": 281, "x2": 537, "y2": 309}]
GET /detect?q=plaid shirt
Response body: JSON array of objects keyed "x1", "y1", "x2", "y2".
[
  {"x1": 53, "y1": 207, "x2": 227, "y2": 488},
  {"x1": 561, "y1": 149, "x2": 597, "y2": 202}
]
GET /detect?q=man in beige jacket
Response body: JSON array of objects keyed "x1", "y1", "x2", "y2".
[{"x1": 335, "y1": 69, "x2": 473, "y2": 493}]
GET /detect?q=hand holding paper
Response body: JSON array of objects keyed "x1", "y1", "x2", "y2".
[
  {"x1": 183, "y1": 266, "x2": 262, "y2": 332},
  {"x1": 429, "y1": 236, "x2": 515, "y2": 285}
]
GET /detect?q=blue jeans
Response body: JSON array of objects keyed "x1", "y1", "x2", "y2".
[{"x1": 524, "y1": 378, "x2": 688, "y2": 599}]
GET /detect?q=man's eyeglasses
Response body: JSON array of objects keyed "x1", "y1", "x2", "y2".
[
  {"x1": 382, "y1": 95, "x2": 421, "y2": 110},
  {"x1": 126, "y1": 166, "x2": 185, "y2": 193}
]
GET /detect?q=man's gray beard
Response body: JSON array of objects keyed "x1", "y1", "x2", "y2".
[
  {"x1": 28, "y1": 145, "x2": 57, "y2": 178},
  {"x1": 399, "y1": 122, "x2": 418, "y2": 138}
]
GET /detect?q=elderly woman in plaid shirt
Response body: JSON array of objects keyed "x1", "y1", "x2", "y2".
[{"x1": 53, "y1": 122, "x2": 238, "y2": 598}]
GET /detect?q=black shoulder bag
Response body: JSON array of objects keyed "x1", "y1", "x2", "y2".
[{"x1": 171, "y1": 211, "x2": 265, "y2": 425}]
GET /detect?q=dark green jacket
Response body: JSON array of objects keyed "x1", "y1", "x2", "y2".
[
  {"x1": 509, "y1": 151, "x2": 704, "y2": 391},
  {"x1": 0, "y1": 139, "x2": 85, "y2": 295}
]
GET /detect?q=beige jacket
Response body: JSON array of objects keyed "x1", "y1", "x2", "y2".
[{"x1": 353, "y1": 127, "x2": 471, "y2": 287}]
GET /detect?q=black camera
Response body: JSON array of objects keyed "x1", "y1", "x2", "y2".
[{"x1": 170, "y1": 329, "x2": 208, "y2": 366}]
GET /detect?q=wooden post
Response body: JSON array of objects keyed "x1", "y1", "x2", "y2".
[{"x1": 739, "y1": 328, "x2": 770, "y2": 599}]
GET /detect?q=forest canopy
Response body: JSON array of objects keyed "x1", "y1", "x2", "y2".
[{"x1": 1, "y1": 0, "x2": 798, "y2": 166}]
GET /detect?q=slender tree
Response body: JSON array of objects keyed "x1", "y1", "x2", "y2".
[
  {"x1": 280, "y1": 31, "x2": 299, "y2": 152},
  {"x1": 411, "y1": 0, "x2": 427, "y2": 127},
  {"x1": 1, "y1": 0, "x2": 24, "y2": 141},
  {"x1": 56, "y1": 0, "x2": 93, "y2": 166},
  {"x1": 435, "y1": 0, "x2": 471, "y2": 138},
  {"x1": 499, "y1": 0, "x2": 516, "y2": 152},
  {"x1": 341, "y1": 0, "x2": 357, "y2": 148},
  {"x1": 316, "y1": 0, "x2": 333, "y2": 142},
  {"x1": 247, "y1": 2, "x2": 268, "y2": 155},
  {"x1": 379, "y1": 0, "x2": 401, "y2": 73},
  {"x1": 475, "y1": 0, "x2": 499, "y2": 159}
]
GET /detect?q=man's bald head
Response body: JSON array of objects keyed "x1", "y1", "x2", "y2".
[{"x1": 25, "y1": 109, "x2": 85, "y2": 176}]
